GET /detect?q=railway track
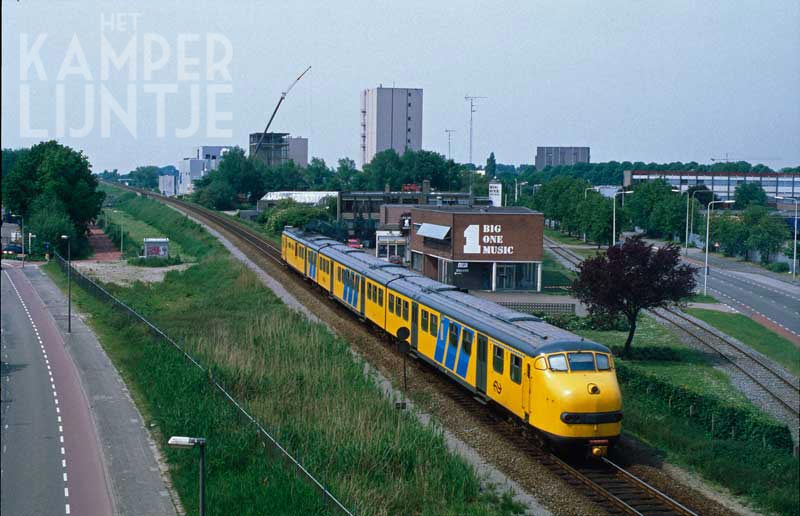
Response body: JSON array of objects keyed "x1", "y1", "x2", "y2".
[
  {"x1": 543, "y1": 235, "x2": 800, "y2": 419},
  {"x1": 112, "y1": 186, "x2": 702, "y2": 515}
]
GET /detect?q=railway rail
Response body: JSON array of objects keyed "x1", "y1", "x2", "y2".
[
  {"x1": 543, "y1": 236, "x2": 800, "y2": 419},
  {"x1": 111, "y1": 186, "x2": 702, "y2": 515}
]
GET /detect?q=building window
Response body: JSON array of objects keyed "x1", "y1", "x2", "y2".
[
  {"x1": 421, "y1": 310, "x2": 429, "y2": 333},
  {"x1": 493, "y1": 346, "x2": 504, "y2": 374},
  {"x1": 510, "y1": 355, "x2": 522, "y2": 384},
  {"x1": 412, "y1": 252, "x2": 423, "y2": 272},
  {"x1": 430, "y1": 314, "x2": 438, "y2": 337},
  {"x1": 388, "y1": 293, "x2": 395, "y2": 314}
]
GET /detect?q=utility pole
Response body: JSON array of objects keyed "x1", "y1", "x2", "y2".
[
  {"x1": 444, "y1": 129, "x2": 456, "y2": 160},
  {"x1": 464, "y1": 95, "x2": 486, "y2": 165}
]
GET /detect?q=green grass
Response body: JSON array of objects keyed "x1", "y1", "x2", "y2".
[
  {"x1": 540, "y1": 256, "x2": 575, "y2": 293},
  {"x1": 51, "y1": 186, "x2": 522, "y2": 515},
  {"x1": 686, "y1": 308, "x2": 800, "y2": 377},
  {"x1": 543, "y1": 228, "x2": 586, "y2": 245},
  {"x1": 102, "y1": 208, "x2": 192, "y2": 260},
  {"x1": 574, "y1": 316, "x2": 798, "y2": 515},
  {"x1": 684, "y1": 293, "x2": 718, "y2": 304}
]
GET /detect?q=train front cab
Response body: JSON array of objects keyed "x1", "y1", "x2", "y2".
[
  {"x1": 283, "y1": 234, "x2": 307, "y2": 273},
  {"x1": 529, "y1": 345, "x2": 622, "y2": 456}
]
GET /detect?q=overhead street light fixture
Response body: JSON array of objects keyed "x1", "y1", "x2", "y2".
[
  {"x1": 168, "y1": 436, "x2": 206, "y2": 516},
  {"x1": 612, "y1": 190, "x2": 633, "y2": 246},
  {"x1": 703, "y1": 200, "x2": 735, "y2": 295}
]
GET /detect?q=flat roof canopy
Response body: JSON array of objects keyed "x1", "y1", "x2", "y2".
[{"x1": 417, "y1": 223, "x2": 451, "y2": 240}]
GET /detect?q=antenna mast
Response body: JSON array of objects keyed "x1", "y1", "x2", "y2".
[
  {"x1": 464, "y1": 95, "x2": 486, "y2": 164},
  {"x1": 444, "y1": 129, "x2": 456, "y2": 160}
]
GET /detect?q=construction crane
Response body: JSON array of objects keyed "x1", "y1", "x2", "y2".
[{"x1": 252, "y1": 66, "x2": 312, "y2": 158}]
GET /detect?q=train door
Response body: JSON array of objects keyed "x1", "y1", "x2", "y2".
[
  {"x1": 522, "y1": 363, "x2": 531, "y2": 419},
  {"x1": 476, "y1": 333, "x2": 488, "y2": 394},
  {"x1": 359, "y1": 275, "x2": 366, "y2": 316},
  {"x1": 444, "y1": 320, "x2": 461, "y2": 371},
  {"x1": 410, "y1": 302, "x2": 419, "y2": 350},
  {"x1": 308, "y1": 251, "x2": 317, "y2": 280}
]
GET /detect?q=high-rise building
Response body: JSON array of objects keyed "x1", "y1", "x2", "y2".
[
  {"x1": 535, "y1": 146, "x2": 590, "y2": 170},
  {"x1": 360, "y1": 87, "x2": 422, "y2": 166},
  {"x1": 249, "y1": 133, "x2": 309, "y2": 168}
]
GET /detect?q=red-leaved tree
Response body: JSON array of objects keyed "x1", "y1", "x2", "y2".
[{"x1": 572, "y1": 236, "x2": 697, "y2": 357}]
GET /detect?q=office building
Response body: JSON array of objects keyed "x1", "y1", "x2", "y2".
[
  {"x1": 535, "y1": 146, "x2": 590, "y2": 170},
  {"x1": 249, "y1": 133, "x2": 309, "y2": 168},
  {"x1": 158, "y1": 175, "x2": 176, "y2": 197},
  {"x1": 624, "y1": 170, "x2": 799, "y2": 200},
  {"x1": 360, "y1": 86, "x2": 423, "y2": 166},
  {"x1": 176, "y1": 145, "x2": 232, "y2": 195},
  {"x1": 409, "y1": 206, "x2": 544, "y2": 292}
]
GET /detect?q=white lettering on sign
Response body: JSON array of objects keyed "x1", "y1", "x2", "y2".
[{"x1": 463, "y1": 224, "x2": 515, "y2": 255}]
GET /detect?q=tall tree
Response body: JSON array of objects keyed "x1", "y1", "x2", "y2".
[
  {"x1": 734, "y1": 182, "x2": 768, "y2": 209},
  {"x1": 572, "y1": 236, "x2": 697, "y2": 356},
  {"x1": 746, "y1": 214, "x2": 790, "y2": 264},
  {"x1": 485, "y1": 152, "x2": 497, "y2": 178}
]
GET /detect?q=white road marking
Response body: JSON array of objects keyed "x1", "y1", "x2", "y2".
[{"x1": 65, "y1": 503, "x2": 70, "y2": 514}]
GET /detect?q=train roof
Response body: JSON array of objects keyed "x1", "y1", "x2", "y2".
[{"x1": 284, "y1": 228, "x2": 608, "y2": 357}]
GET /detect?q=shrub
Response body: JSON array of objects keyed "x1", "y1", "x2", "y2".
[{"x1": 766, "y1": 262, "x2": 790, "y2": 273}]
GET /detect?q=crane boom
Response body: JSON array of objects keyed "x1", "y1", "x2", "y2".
[{"x1": 252, "y1": 66, "x2": 312, "y2": 159}]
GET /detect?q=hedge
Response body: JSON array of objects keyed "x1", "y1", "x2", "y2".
[{"x1": 616, "y1": 362, "x2": 794, "y2": 452}]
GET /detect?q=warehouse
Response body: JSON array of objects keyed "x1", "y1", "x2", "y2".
[{"x1": 409, "y1": 206, "x2": 544, "y2": 292}]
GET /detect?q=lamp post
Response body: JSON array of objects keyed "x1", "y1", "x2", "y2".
[
  {"x1": 12, "y1": 214, "x2": 24, "y2": 267},
  {"x1": 669, "y1": 187, "x2": 693, "y2": 256},
  {"x1": 168, "y1": 436, "x2": 206, "y2": 516},
  {"x1": 61, "y1": 235, "x2": 71, "y2": 333},
  {"x1": 776, "y1": 196, "x2": 798, "y2": 280},
  {"x1": 612, "y1": 190, "x2": 633, "y2": 246},
  {"x1": 28, "y1": 233, "x2": 36, "y2": 260},
  {"x1": 687, "y1": 190, "x2": 705, "y2": 254},
  {"x1": 515, "y1": 179, "x2": 528, "y2": 203},
  {"x1": 703, "y1": 200, "x2": 735, "y2": 295},
  {"x1": 583, "y1": 187, "x2": 596, "y2": 242}
]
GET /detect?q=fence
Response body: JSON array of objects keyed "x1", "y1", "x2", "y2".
[
  {"x1": 53, "y1": 252, "x2": 354, "y2": 515},
  {"x1": 499, "y1": 302, "x2": 576, "y2": 317}
]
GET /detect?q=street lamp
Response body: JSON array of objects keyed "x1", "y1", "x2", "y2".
[
  {"x1": 61, "y1": 235, "x2": 71, "y2": 333},
  {"x1": 703, "y1": 200, "x2": 735, "y2": 295},
  {"x1": 612, "y1": 190, "x2": 633, "y2": 246},
  {"x1": 670, "y1": 188, "x2": 695, "y2": 256},
  {"x1": 12, "y1": 214, "x2": 24, "y2": 267},
  {"x1": 776, "y1": 196, "x2": 798, "y2": 280},
  {"x1": 584, "y1": 187, "x2": 597, "y2": 242},
  {"x1": 168, "y1": 436, "x2": 206, "y2": 516},
  {"x1": 515, "y1": 179, "x2": 528, "y2": 203}
]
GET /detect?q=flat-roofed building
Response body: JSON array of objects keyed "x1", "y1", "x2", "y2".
[
  {"x1": 360, "y1": 87, "x2": 422, "y2": 166},
  {"x1": 158, "y1": 175, "x2": 176, "y2": 197},
  {"x1": 257, "y1": 191, "x2": 336, "y2": 211},
  {"x1": 409, "y1": 206, "x2": 544, "y2": 292},
  {"x1": 535, "y1": 146, "x2": 590, "y2": 169},
  {"x1": 624, "y1": 170, "x2": 799, "y2": 200}
]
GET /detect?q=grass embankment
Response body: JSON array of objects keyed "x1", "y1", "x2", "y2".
[
  {"x1": 576, "y1": 317, "x2": 798, "y2": 516},
  {"x1": 540, "y1": 256, "x2": 575, "y2": 294},
  {"x1": 543, "y1": 228, "x2": 585, "y2": 246},
  {"x1": 49, "y1": 188, "x2": 521, "y2": 515},
  {"x1": 686, "y1": 308, "x2": 800, "y2": 377},
  {"x1": 684, "y1": 293, "x2": 718, "y2": 304}
]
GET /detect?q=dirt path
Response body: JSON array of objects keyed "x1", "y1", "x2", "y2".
[{"x1": 87, "y1": 226, "x2": 122, "y2": 261}]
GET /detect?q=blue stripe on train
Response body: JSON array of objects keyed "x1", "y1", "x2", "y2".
[
  {"x1": 456, "y1": 328, "x2": 472, "y2": 378},
  {"x1": 434, "y1": 318, "x2": 449, "y2": 363},
  {"x1": 353, "y1": 279, "x2": 359, "y2": 307},
  {"x1": 444, "y1": 321, "x2": 460, "y2": 370}
]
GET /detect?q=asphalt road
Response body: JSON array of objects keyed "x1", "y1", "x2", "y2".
[{"x1": 1, "y1": 265, "x2": 113, "y2": 516}]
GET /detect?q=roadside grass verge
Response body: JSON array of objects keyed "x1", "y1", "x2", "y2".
[
  {"x1": 575, "y1": 317, "x2": 798, "y2": 515},
  {"x1": 543, "y1": 228, "x2": 585, "y2": 246},
  {"x1": 49, "y1": 190, "x2": 522, "y2": 515},
  {"x1": 540, "y1": 256, "x2": 575, "y2": 294},
  {"x1": 683, "y1": 293, "x2": 718, "y2": 304},
  {"x1": 685, "y1": 308, "x2": 800, "y2": 377}
]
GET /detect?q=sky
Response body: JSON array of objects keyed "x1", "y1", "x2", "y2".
[{"x1": 2, "y1": 0, "x2": 799, "y2": 173}]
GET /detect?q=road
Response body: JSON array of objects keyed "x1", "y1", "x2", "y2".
[{"x1": 1, "y1": 265, "x2": 114, "y2": 516}]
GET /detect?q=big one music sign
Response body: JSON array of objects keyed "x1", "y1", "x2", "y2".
[{"x1": 463, "y1": 225, "x2": 514, "y2": 255}]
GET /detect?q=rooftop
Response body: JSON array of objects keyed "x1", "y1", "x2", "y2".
[{"x1": 411, "y1": 205, "x2": 540, "y2": 215}]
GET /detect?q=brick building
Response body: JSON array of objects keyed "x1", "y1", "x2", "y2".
[{"x1": 409, "y1": 206, "x2": 544, "y2": 292}]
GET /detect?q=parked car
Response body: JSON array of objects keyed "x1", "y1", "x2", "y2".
[
  {"x1": 388, "y1": 254, "x2": 403, "y2": 265},
  {"x1": 3, "y1": 243, "x2": 23, "y2": 255},
  {"x1": 346, "y1": 238, "x2": 363, "y2": 249}
]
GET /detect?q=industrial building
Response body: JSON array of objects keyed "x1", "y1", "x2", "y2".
[
  {"x1": 158, "y1": 175, "x2": 176, "y2": 197},
  {"x1": 257, "y1": 191, "x2": 336, "y2": 212},
  {"x1": 360, "y1": 86, "x2": 423, "y2": 166},
  {"x1": 624, "y1": 169, "x2": 799, "y2": 200},
  {"x1": 409, "y1": 206, "x2": 544, "y2": 292},
  {"x1": 249, "y1": 132, "x2": 309, "y2": 168},
  {"x1": 535, "y1": 146, "x2": 590, "y2": 169},
  {"x1": 177, "y1": 145, "x2": 232, "y2": 195}
]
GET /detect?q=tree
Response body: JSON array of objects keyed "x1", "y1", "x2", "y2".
[
  {"x1": 734, "y1": 182, "x2": 767, "y2": 209},
  {"x1": 579, "y1": 194, "x2": 613, "y2": 246},
  {"x1": 128, "y1": 166, "x2": 160, "y2": 189},
  {"x1": 746, "y1": 214, "x2": 790, "y2": 264},
  {"x1": 712, "y1": 214, "x2": 750, "y2": 258},
  {"x1": 486, "y1": 152, "x2": 497, "y2": 178},
  {"x1": 572, "y1": 236, "x2": 697, "y2": 356}
]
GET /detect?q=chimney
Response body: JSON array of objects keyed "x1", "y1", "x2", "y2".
[
  {"x1": 384, "y1": 183, "x2": 391, "y2": 193},
  {"x1": 422, "y1": 179, "x2": 431, "y2": 195}
]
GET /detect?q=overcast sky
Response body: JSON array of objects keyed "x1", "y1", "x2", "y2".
[{"x1": 2, "y1": 0, "x2": 799, "y2": 173}]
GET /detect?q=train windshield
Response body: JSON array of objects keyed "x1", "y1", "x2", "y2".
[
  {"x1": 596, "y1": 353, "x2": 611, "y2": 370},
  {"x1": 567, "y1": 352, "x2": 596, "y2": 371},
  {"x1": 548, "y1": 354, "x2": 568, "y2": 371}
]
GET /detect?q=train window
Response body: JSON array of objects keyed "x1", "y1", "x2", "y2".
[
  {"x1": 596, "y1": 353, "x2": 611, "y2": 371},
  {"x1": 421, "y1": 310, "x2": 429, "y2": 332},
  {"x1": 568, "y1": 353, "x2": 596, "y2": 372},
  {"x1": 448, "y1": 323, "x2": 459, "y2": 348},
  {"x1": 402, "y1": 300, "x2": 409, "y2": 321},
  {"x1": 378, "y1": 288, "x2": 384, "y2": 307},
  {"x1": 396, "y1": 296, "x2": 402, "y2": 316},
  {"x1": 548, "y1": 354, "x2": 568, "y2": 372},
  {"x1": 430, "y1": 314, "x2": 438, "y2": 337},
  {"x1": 367, "y1": 283, "x2": 372, "y2": 301},
  {"x1": 534, "y1": 357, "x2": 547, "y2": 370},
  {"x1": 461, "y1": 330, "x2": 473, "y2": 356},
  {"x1": 493, "y1": 346, "x2": 504, "y2": 374},
  {"x1": 510, "y1": 355, "x2": 522, "y2": 384},
  {"x1": 388, "y1": 293, "x2": 395, "y2": 314}
]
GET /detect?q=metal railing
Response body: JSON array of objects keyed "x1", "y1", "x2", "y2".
[
  {"x1": 53, "y1": 252, "x2": 354, "y2": 515},
  {"x1": 499, "y1": 302, "x2": 576, "y2": 316}
]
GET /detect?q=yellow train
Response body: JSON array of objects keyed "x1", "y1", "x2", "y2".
[{"x1": 282, "y1": 228, "x2": 622, "y2": 456}]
